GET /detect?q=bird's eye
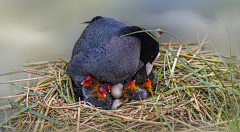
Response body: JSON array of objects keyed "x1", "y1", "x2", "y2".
[
  {"x1": 85, "y1": 75, "x2": 92, "y2": 82},
  {"x1": 145, "y1": 79, "x2": 150, "y2": 82},
  {"x1": 123, "y1": 84, "x2": 129, "y2": 89},
  {"x1": 104, "y1": 82, "x2": 112, "y2": 92},
  {"x1": 98, "y1": 86, "x2": 106, "y2": 92}
]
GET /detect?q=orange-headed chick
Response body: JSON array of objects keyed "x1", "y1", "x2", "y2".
[
  {"x1": 81, "y1": 75, "x2": 113, "y2": 110},
  {"x1": 140, "y1": 79, "x2": 154, "y2": 97},
  {"x1": 122, "y1": 80, "x2": 147, "y2": 102},
  {"x1": 81, "y1": 74, "x2": 100, "y2": 87},
  {"x1": 104, "y1": 82, "x2": 112, "y2": 92},
  {"x1": 82, "y1": 75, "x2": 112, "y2": 92}
]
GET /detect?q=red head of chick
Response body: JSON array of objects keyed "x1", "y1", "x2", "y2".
[
  {"x1": 140, "y1": 79, "x2": 154, "y2": 97},
  {"x1": 104, "y1": 82, "x2": 112, "y2": 92},
  {"x1": 82, "y1": 75, "x2": 112, "y2": 93},
  {"x1": 122, "y1": 80, "x2": 147, "y2": 102},
  {"x1": 81, "y1": 74, "x2": 98, "y2": 87},
  {"x1": 81, "y1": 75, "x2": 113, "y2": 110},
  {"x1": 97, "y1": 85, "x2": 107, "y2": 98}
]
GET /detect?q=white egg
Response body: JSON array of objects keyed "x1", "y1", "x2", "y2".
[
  {"x1": 110, "y1": 83, "x2": 123, "y2": 99},
  {"x1": 111, "y1": 99, "x2": 122, "y2": 110}
]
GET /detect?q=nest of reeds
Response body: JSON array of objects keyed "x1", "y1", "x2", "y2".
[{"x1": 1, "y1": 33, "x2": 240, "y2": 132}]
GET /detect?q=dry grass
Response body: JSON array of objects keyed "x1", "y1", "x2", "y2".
[{"x1": 0, "y1": 39, "x2": 240, "y2": 132}]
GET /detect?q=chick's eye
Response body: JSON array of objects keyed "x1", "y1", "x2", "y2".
[
  {"x1": 145, "y1": 79, "x2": 150, "y2": 82},
  {"x1": 128, "y1": 81, "x2": 134, "y2": 85},
  {"x1": 86, "y1": 75, "x2": 92, "y2": 82},
  {"x1": 86, "y1": 77, "x2": 91, "y2": 82},
  {"x1": 123, "y1": 84, "x2": 129, "y2": 89},
  {"x1": 98, "y1": 86, "x2": 106, "y2": 92}
]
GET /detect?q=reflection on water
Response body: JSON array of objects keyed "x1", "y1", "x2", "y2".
[{"x1": 0, "y1": 0, "x2": 240, "y2": 120}]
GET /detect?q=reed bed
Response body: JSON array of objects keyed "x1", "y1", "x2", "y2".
[{"x1": 0, "y1": 33, "x2": 240, "y2": 132}]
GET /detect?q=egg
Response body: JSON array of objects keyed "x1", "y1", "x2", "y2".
[
  {"x1": 110, "y1": 83, "x2": 123, "y2": 99},
  {"x1": 111, "y1": 99, "x2": 122, "y2": 110}
]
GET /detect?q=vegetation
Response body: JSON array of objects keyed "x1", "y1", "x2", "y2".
[{"x1": 0, "y1": 31, "x2": 239, "y2": 132}]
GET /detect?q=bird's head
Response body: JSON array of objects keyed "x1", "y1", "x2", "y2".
[
  {"x1": 104, "y1": 82, "x2": 112, "y2": 92},
  {"x1": 144, "y1": 52, "x2": 160, "y2": 75},
  {"x1": 97, "y1": 85, "x2": 107, "y2": 99},
  {"x1": 140, "y1": 79, "x2": 153, "y2": 96},
  {"x1": 81, "y1": 74, "x2": 94, "y2": 87},
  {"x1": 81, "y1": 16, "x2": 103, "y2": 24},
  {"x1": 121, "y1": 26, "x2": 160, "y2": 76},
  {"x1": 123, "y1": 80, "x2": 136, "y2": 94},
  {"x1": 143, "y1": 79, "x2": 151, "y2": 86}
]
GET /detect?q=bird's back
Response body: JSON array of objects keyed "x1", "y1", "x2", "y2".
[
  {"x1": 72, "y1": 17, "x2": 127, "y2": 58},
  {"x1": 67, "y1": 35, "x2": 141, "y2": 84}
]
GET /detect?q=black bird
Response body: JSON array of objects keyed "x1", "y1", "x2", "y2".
[{"x1": 67, "y1": 16, "x2": 160, "y2": 87}]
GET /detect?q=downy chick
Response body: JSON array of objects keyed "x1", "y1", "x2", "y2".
[{"x1": 81, "y1": 75, "x2": 113, "y2": 110}]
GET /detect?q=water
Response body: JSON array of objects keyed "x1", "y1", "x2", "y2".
[{"x1": 0, "y1": 0, "x2": 240, "y2": 122}]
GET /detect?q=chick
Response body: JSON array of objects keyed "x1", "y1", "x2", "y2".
[
  {"x1": 81, "y1": 75, "x2": 113, "y2": 110},
  {"x1": 111, "y1": 79, "x2": 154, "y2": 110},
  {"x1": 122, "y1": 80, "x2": 147, "y2": 103},
  {"x1": 124, "y1": 64, "x2": 155, "y2": 86},
  {"x1": 139, "y1": 79, "x2": 154, "y2": 97},
  {"x1": 103, "y1": 82, "x2": 112, "y2": 92}
]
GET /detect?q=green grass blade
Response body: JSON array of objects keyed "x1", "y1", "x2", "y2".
[
  {"x1": 57, "y1": 57, "x2": 69, "y2": 64},
  {"x1": 122, "y1": 29, "x2": 225, "y2": 89},
  {"x1": 10, "y1": 83, "x2": 45, "y2": 96},
  {"x1": 197, "y1": 31, "x2": 215, "y2": 125},
  {"x1": 156, "y1": 105, "x2": 165, "y2": 131},
  {"x1": 0, "y1": 101, "x2": 38, "y2": 127},
  {"x1": 8, "y1": 99, "x2": 62, "y2": 126},
  {"x1": 209, "y1": 41, "x2": 240, "y2": 88},
  {"x1": 161, "y1": 107, "x2": 174, "y2": 132}
]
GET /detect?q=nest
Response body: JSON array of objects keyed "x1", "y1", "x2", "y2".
[{"x1": 1, "y1": 36, "x2": 240, "y2": 132}]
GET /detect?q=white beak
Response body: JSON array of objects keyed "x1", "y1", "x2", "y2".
[
  {"x1": 146, "y1": 53, "x2": 160, "y2": 75},
  {"x1": 146, "y1": 62, "x2": 153, "y2": 76}
]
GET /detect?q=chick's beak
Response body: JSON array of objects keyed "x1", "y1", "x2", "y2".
[{"x1": 81, "y1": 80, "x2": 86, "y2": 85}]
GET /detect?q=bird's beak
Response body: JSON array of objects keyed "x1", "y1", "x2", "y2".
[
  {"x1": 146, "y1": 53, "x2": 161, "y2": 75},
  {"x1": 81, "y1": 80, "x2": 85, "y2": 85},
  {"x1": 146, "y1": 62, "x2": 153, "y2": 76},
  {"x1": 80, "y1": 21, "x2": 92, "y2": 24}
]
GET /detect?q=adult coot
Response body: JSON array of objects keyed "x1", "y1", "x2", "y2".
[{"x1": 67, "y1": 16, "x2": 159, "y2": 87}]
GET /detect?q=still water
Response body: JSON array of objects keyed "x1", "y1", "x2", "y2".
[{"x1": 0, "y1": 0, "x2": 240, "y2": 121}]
